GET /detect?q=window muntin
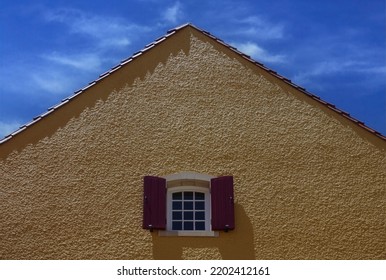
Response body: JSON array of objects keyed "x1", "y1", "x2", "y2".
[
  {"x1": 171, "y1": 191, "x2": 206, "y2": 231},
  {"x1": 166, "y1": 185, "x2": 211, "y2": 234}
]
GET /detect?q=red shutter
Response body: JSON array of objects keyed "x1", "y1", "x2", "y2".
[
  {"x1": 211, "y1": 176, "x2": 235, "y2": 231},
  {"x1": 143, "y1": 176, "x2": 166, "y2": 230}
]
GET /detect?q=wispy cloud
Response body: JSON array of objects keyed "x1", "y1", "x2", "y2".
[
  {"x1": 1, "y1": 5, "x2": 171, "y2": 105},
  {"x1": 0, "y1": 58, "x2": 92, "y2": 97},
  {"x1": 235, "y1": 16, "x2": 285, "y2": 40},
  {"x1": 163, "y1": 2, "x2": 183, "y2": 24},
  {"x1": 293, "y1": 60, "x2": 386, "y2": 93},
  {"x1": 207, "y1": 9, "x2": 287, "y2": 65},
  {"x1": 291, "y1": 39, "x2": 386, "y2": 92},
  {"x1": 31, "y1": 69, "x2": 75, "y2": 94},
  {"x1": 233, "y1": 42, "x2": 286, "y2": 64},
  {"x1": 297, "y1": 60, "x2": 385, "y2": 78},
  {"x1": 3, "y1": 7, "x2": 156, "y2": 97},
  {"x1": 42, "y1": 8, "x2": 151, "y2": 49},
  {"x1": 42, "y1": 52, "x2": 103, "y2": 72}
]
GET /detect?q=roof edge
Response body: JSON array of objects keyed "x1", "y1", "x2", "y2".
[{"x1": 1, "y1": 23, "x2": 385, "y2": 147}]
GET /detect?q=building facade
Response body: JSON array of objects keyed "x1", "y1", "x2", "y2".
[{"x1": 0, "y1": 24, "x2": 385, "y2": 259}]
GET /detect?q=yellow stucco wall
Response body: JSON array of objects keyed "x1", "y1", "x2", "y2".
[{"x1": 0, "y1": 27, "x2": 385, "y2": 259}]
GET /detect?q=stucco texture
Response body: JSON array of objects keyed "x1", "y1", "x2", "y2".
[{"x1": 0, "y1": 27, "x2": 385, "y2": 259}]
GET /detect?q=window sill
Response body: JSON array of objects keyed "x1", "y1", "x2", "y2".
[{"x1": 158, "y1": 230, "x2": 219, "y2": 237}]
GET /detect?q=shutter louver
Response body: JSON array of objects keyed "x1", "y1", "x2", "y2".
[
  {"x1": 211, "y1": 176, "x2": 235, "y2": 231},
  {"x1": 143, "y1": 176, "x2": 166, "y2": 230}
]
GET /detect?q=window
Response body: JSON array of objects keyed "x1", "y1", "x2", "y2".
[
  {"x1": 170, "y1": 189, "x2": 208, "y2": 231},
  {"x1": 166, "y1": 185, "x2": 211, "y2": 236},
  {"x1": 143, "y1": 172, "x2": 235, "y2": 237}
]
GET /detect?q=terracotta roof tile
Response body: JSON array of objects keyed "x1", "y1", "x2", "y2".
[{"x1": 1, "y1": 23, "x2": 385, "y2": 144}]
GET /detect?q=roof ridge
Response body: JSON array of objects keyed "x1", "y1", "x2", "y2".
[{"x1": 1, "y1": 24, "x2": 385, "y2": 144}]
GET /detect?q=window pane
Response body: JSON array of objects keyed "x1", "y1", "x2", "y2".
[
  {"x1": 172, "y1": 192, "x2": 182, "y2": 200},
  {"x1": 184, "y1": 211, "x2": 193, "y2": 220},
  {"x1": 169, "y1": 189, "x2": 209, "y2": 232},
  {"x1": 195, "y1": 201, "x2": 204, "y2": 210},
  {"x1": 172, "y1": 211, "x2": 182, "y2": 220},
  {"x1": 195, "y1": 211, "x2": 205, "y2": 220},
  {"x1": 172, "y1": 222, "x2": 182, "y2": 230},
  {"x1": 195, "y1": 192, "x2": 205, "y2": 200},
  {"x1": 195, "y1": 222, "x2": 205, "y2": 230},
  {"x1": 184, "y1": 192, "x2": 194, "y2": 200},
  {"x1": 172, "y1": 201, "x2": 182, "y2": 210},
  {"x1": 184, "y1": 201, "x2": 193, "y2": 210},
  {"x1": 184, "y1": 222, "x2": 193, "y2": 230}
]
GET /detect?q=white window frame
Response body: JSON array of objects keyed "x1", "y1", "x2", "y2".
[
  {"x1": 167, "y1": 186, "x2": 210, "y2": 232},
  {"x1": 158, "y1": 172, "x2": 218, "y2": 237}
]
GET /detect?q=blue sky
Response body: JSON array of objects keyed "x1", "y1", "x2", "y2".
[{"x1": 0, "y1": 0, "x2": 385, "y2": 138}]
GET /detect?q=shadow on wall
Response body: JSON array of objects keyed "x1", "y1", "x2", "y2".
[{"x1": 151, "y1": 204, "x2": 255, "y2": 259}]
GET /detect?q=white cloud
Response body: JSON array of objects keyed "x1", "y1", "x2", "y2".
[
  {"x1": 43, "y1": 8, "x2": 150, "y2": 49},
  {"x1": 233, "y1": 42, "x2": 286, "y2": 64},
  {"x1": 9, "y1": 7, "x2": 158, "y2": 98},
  {"x1": 42, "y1": 53, "x2": 102, "y2": 72},
  {"x1": 1, "y1": 6, "x2": 173, "y2": 104},
  {"x1": 163, "y1": 2, "x2": 183, "y2": 24},
  {"x1": 31, "y1": 71, "x2": 72, "y2": 95},
  {"x1": 362, "y1": 66, "x2": 386, "y2": 74},
  {"x1": 234, "y1": 16, "x2": 284, "y2": 40},
  {"x1": 0, "y1": 57, "x2": 87, "y2": 97},
  {"x1": 293, "y1": 60, "x2": 386, "y2": 87}
]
